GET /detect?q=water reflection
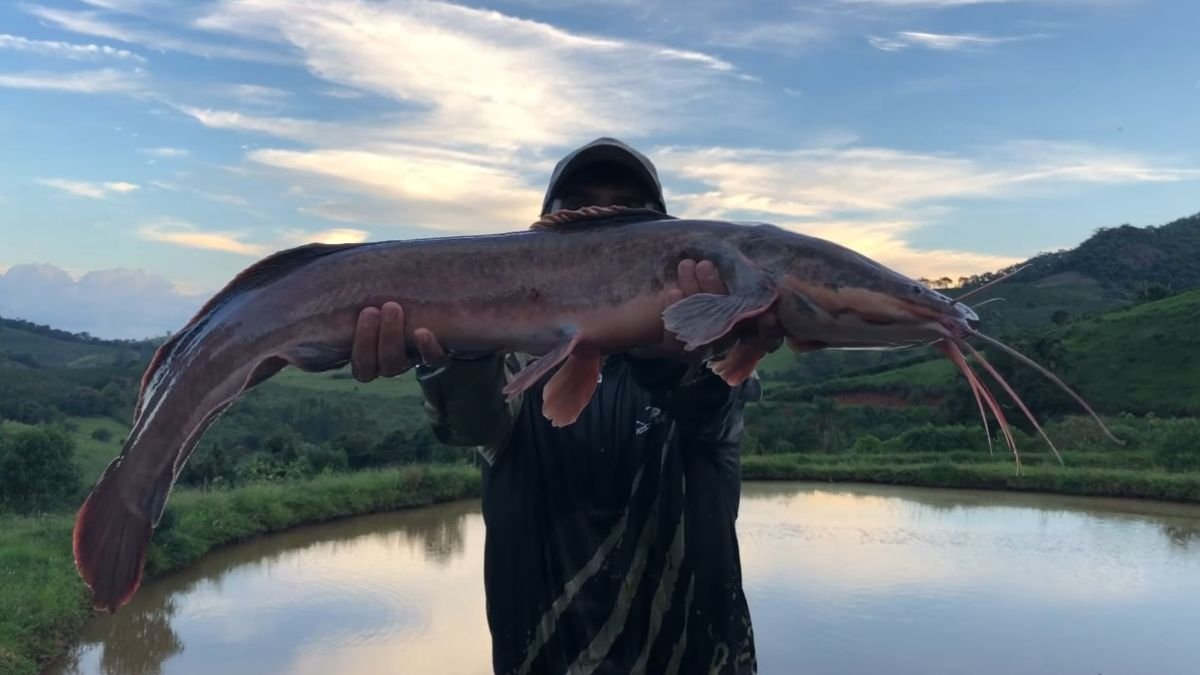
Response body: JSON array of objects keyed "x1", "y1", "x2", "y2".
[
  {"x1": 49, "y1": 500, "x2": 479, "y2": 675},
  {"x1": 50, "y1": 484, "x2": 1200, "y2": 675}
]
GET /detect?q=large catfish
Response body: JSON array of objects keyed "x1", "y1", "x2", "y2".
[{"x1": 73, "y1": 206, "x2": 1118, "y2": 612}]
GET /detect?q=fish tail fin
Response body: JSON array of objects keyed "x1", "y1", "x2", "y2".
[{"x1": 73, "y1": 459, "x2": 155, "y2": 613}]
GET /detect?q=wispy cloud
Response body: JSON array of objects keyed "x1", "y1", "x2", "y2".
[
  {"x1": 192, "y1": 0, "x2": 753, "y2": 148},
  {"x1": 38, "y1": 178, "x2": 140, "y2": 198},
  {"x1": 840, "y1": 0, "x2": 1019, "y2": 6},
  {"x1": 0, "y1": 67, "x2": 144, "y2": 93},
  {"x1": 23, "y1": 4, "x2": 287, "y2": 63},
  {"x1": 210, "y1": 82, "x2": 293, "y2": 107},
  {"x1": 869, "y1": 31, "x2": 1046, "y2": 51},
  {"x1": 139, "y1": 146, "x2": 190, "y2": 158},
  {"x1": 653, "y1": 141, "x2": 1199, "y2": 278},
  {"x1": 0, "y1": 32, "x2": 145, "y2": 61},
  {"x1": 138, "y1": 219, "x2": 372, "y2": 256},
  {"x1": 138, "y1": 219, "x2": 266, "y2": 255}
]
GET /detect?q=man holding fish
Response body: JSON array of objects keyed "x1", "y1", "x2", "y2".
[{"x1": 351, "y1": 138, "x2": 781, "y2": 675}]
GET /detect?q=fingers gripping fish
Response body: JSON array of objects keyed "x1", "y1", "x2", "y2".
[{"x1": 72, "y1": 206, "x2": 1119, "y2": 613}]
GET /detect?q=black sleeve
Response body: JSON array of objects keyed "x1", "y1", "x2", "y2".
[{"x1": 414, "y1": 354, "x2": 522, "y2": 449}]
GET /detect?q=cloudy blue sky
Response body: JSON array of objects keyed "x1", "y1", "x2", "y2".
[{"x1": 1, "y1": 0, "x2": 1198, "y2": 338}]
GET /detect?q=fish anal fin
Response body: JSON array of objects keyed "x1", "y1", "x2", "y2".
[
  {"x1": 542, "y1": 354, "x2": 603, "y2": 427},
  {"x1": 662, "y1": 283, "x2": 778, "y2": 351},
  {"x1": 245, "y1": 356, "x2": 288, "y2": 390},
  {"x1": 710, "y1": 342, "x2": 768, "y2": 387},
  {"x1": 501, "y1": 332, "x2": 582, "y2": 401}
]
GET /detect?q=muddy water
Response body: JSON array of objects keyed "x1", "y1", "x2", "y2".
[{"x1": 50, "y1": 483, "x2": 1200, "y2": 674}]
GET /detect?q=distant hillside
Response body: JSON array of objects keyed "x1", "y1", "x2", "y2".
[
  {"x1": 766, "y1": 210, "x2": 1200, "y2": 382},
  {"x1": 774, "y1": 288, "x2": 1200, "y2": 417},
  {"x1": 0, "y1": 317, "x2": 158, "y2": 369}
]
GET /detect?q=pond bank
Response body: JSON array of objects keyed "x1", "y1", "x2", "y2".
[
  {"x1": 0, "y1": 465, "x2": 481, "y2": 675},
  {"x1": 741, "y1": 454, "x2": 1200, "y2": 503}
]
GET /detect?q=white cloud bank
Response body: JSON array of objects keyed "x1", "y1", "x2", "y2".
[{"x1": 0, "y1": 264, "x2": 203, "y2": 340}]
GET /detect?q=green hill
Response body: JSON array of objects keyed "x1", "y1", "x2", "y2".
[{"x1": 773, "y1": 288, "x2": 1200, "y2": 417}]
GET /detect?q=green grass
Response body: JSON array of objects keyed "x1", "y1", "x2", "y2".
[
  {"x1": 270, "y1": 365, "x2": 421, "y2": 398},
  {"x1": 0, "y1": 325, "x2": 133, "y2": 368},
  {"x1": 0, "y1": 464, "x2": 481, "y2": 675},
  {"x1": 62, "y1": 417, "x2": 130, "y2": 484},
  {"x1": 742, "y1": 454, "x2": 1200, "y2": 502},
  {"x1": 770, "y1": 289, "x2": 1200, "y2": 415}
]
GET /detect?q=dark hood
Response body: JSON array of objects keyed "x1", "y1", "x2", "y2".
[{"x1": 540, "y1": 137, "x2": 666, "y2": 215}]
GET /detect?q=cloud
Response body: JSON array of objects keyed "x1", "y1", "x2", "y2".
[
  {"x1": 23, "y1": 4, "x2": 287, "y2": 63},
  {"x1": 0, "y1": 32, "x2": 145, "y2": 61},
  {"x1": 192, "y1": 0, "x2": 753, "y2": 148},
  {"x1": 210, "y1": 82, "x2": 293, "y2": 107},
  {"x1": 285, "y1": 228, "x2": 370, "y2": 245},
  {"x1": 138, "y1": 219, "x2": 374, "y2": 256},
  {"x1": 653, "y1": 141, "x2": 1199, "y2": 278},
  {"x1": 869, "y1": 31, "x2": 1047, "y2": 51},
  {"x1": 247, "y1": 147, "x2": 544, "y2": 232},
  {"x1": 0, "y1": 67, "x2": 144, "y2": 93},
  {"x1": 704, "y1": 21, "x2": 832, "y2": 53},
  {"x1": 138, "y1": 219, "x2": 266, "y2": 255},
  {"x1": 38, "y1": 178, "x2": 140, "y2": 198},
  {"x1": 0, "y1": 263, "x2": 203, "y2": 340},
  {"x1": 139, "y1": 146, "x2": 190, "y2": 158}
]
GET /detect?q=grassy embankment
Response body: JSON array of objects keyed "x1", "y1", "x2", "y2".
[
  {"x1": 0, "y1": 464, "x2": 481, "y2": 675},
  {"x1": 742, "y1": 452, "x2": 1200, "y2": 502}
]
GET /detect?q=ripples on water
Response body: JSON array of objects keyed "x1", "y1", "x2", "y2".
[{"x1": 50, "y1": 484, "x2": 1200, "y2": 675}]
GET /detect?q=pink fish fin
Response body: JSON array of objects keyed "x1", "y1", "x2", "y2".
[
  {"x1": 541, "y1": 354, "x2": 603, "y2": 427},
  {"x1": 501, "y1": 331, "x2": 582, "y2": 401},
  {"x1": 662, "y1": 281, "x2": 778, "y2": 351},
  {"x1": 73, "y1": 458, "x2": 153, "y2": 613},
  {"x1": 710, "y1": 342, "x2": 768, "y2": 387}
]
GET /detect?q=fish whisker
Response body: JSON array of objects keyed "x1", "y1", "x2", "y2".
[
  {"x1": 951, "y1": 266, "x2": 1030, "y2": 305},
  {"x1": 958, "y1": 337, "x2": 1064, "y2": 466},
  {"x1": 937, "y1": 340, "x2": 995, "y2": 457},
  {"x1": 966, "y1": 330, "x2": 1123, "y2": 446}
]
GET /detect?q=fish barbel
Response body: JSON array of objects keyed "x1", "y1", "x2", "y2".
[{"x1": 72, "y1": 206, "x2": 1117, "y2": 613}]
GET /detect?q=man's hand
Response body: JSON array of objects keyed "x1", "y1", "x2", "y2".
[
  {"x1": 638, "y1": 259, "x2": 785, "y2": 360},
  {"x1": 350, "y1": 302, "x2": 449, "y2": 383}
]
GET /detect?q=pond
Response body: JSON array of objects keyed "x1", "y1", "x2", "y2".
[{"x1": 50, "y1": 482, "x2": 1200, "y2": 674}]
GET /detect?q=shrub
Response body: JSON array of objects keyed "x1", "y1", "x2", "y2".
[
  {"x1": 90, "y1": 427, "x2": 113, "y2": 442},
  {"x1": 892, "y1": 424, "x2": 988, "y2": 453},
  {"x1": 0, "y1": 427, "x2": 81, "y2": 512},
  {"x1": 1152, "y1": 419, "x2": 1200, "y2": 472},
  {"x1": 849, "y1": 434, "x2": 887, "y2": 454}
]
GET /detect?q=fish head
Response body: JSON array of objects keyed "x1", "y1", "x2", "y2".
[{"x1": 753, "y1": 226, "x2": 979, "y2": 351}]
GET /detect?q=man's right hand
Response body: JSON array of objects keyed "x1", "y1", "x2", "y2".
[{"x1": 351, "y1": 302, "x2": 447, "y2": 382}]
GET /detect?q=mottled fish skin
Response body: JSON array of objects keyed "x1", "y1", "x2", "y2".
[{"x1": 72, "y1": 214, "x2": 976, "y2": 613}]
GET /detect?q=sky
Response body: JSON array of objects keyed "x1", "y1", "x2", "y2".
[{"x1": 1, "y1": 0, "x2": 1198, "y2": 339}]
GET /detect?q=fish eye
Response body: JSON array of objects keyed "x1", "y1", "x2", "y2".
[{"x1": 910, "y1": 285, "x2": 922, "y2": 295}]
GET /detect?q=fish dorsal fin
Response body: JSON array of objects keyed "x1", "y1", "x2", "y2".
[
  {"x1": 134, "y1": 241, "x2": 363, "y2": 418},
  {"x1": 530, "y1": 205, "x2": 673, "y2": 231}
]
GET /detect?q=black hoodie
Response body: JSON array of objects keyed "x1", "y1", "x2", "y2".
[{"x1": 415, "y1": 137, "x2": 759, "y2": 675}]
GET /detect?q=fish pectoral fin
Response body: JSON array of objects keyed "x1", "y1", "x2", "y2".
[
  {"x1": 541, "y1": 354, "x2": 603, "y2": 427},
  {"x1": 710, "y1": 342, "x2": 768, "y2": 387},
  {"x1": 245, "y1": 356, "x2": 288, "y2": 389},
  {"x1": 662, "y1": 282, "x2": 779, "y2": 351},
  {"x1": 502, "y1": 331, "x2": 582, "y2": 401}
]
